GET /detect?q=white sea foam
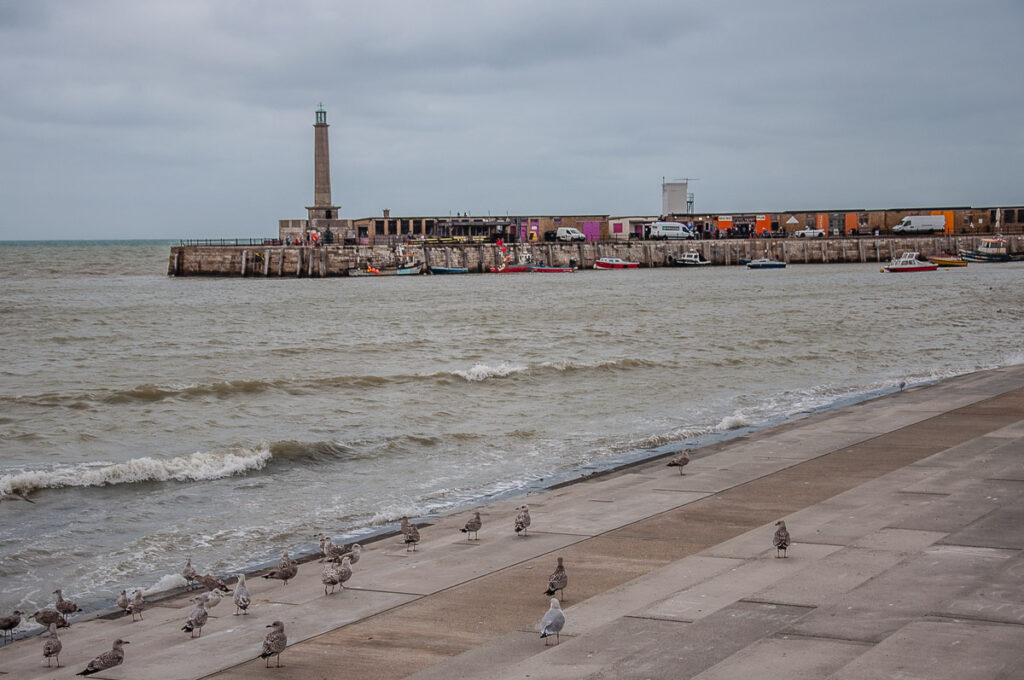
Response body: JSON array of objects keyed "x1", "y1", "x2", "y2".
[
  {"x1": 715, "y1": 413, "x2": 753, "y2": 431},
  {"x1": 143, "y1": 573, "x2": 188, "y2": 596},
  {"x1": 452, "y1": 361, "x2": 528, "y2": 382},
  {"x1": 0, "y1": 445, "x2": 273, "y2": 494}
]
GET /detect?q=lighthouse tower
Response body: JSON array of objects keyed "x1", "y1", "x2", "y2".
[
  {"x1": 306, "y1": 104, "x2": 339, "y2": 223},
  {"x1": 279, "y1": 105, "x2": 347, "y2": 243}
]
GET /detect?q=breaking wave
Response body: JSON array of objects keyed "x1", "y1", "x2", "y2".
[
  {"x1": 451, "y1": 362, "x2": 528, "y2": 381},
  {"x1": 0, "y1": 445, "x2": 273, "y2": 495}
]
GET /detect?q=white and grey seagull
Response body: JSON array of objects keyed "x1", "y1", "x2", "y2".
[{"x1": 539, "y1": 598, "x2": 565, "y2": 646}]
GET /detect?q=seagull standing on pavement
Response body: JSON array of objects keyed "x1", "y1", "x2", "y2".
[
  {"x1": 514, "y1": 506, "x2": 531, "y2": 536},
  {"x1": 461, "y1": 511, "x2": 482, "y2": 540},
  {"x1": 181, "y1": 600, "x2": 208, "y2": 638},
  {"x1": 260, "y1": 621, "x2": 287, "y2": 668},
  {"x1": 773, "y1": 520, "x2": 791, "y2": 558},
  {"x1": 401, "y1": 516, "x2": 420, "y2": 552},
  {"x1": 666, "y1": 451, "x2": 690, "y2": 475},
  {"x1": 234, "y1": 574, "x2": 251, "y2": 615},
  {"x1": 540, "y1": 599, "x2": 565, "y2": 646},
  {"x1": 76, "y1": 638, "x2": 128, "y2": 676},
  {"x1": 42, "y1": 623, "x2": 62, "y2": 667},
  {"x1": 544, "y1": 557, "x2": 568, "y2": 600}
]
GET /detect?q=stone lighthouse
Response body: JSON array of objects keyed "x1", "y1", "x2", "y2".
[
  {"x1": 278, "y1": 105, "x2": 348, "y2": 243},
  {"x1": 307, "y1": 104, "x2": 339, "y2": 222}
]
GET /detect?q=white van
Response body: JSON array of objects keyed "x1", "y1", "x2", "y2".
[
  {"x1": 647, "y1": 221, "x2": 694, "y2": 240},
  {"x1": 555, "y1": 227, "x2": 586, "y2": 242},
  {"x1": 892, "y1": 215, "x2": 946, "y2": 234}
]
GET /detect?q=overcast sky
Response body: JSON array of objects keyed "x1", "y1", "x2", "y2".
[{"x1": 1, "y1": 0, "x2": 1021, "y2": 240}]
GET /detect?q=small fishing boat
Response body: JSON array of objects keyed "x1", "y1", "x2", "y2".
[
  {"x1": 594, "y1": 257, "x2": 639, "y2": 270},
  {"x1": 348, "y1": 261, "x2": 423, "y2": 276},
  {"x1": 927, "y1": 253, "x2": 967, "y2": 267},
  {"x1": 489, "y1": 251, "x2": 534, "y2": 273},
  {"x1": 745, "y1": 257, "x2": 786, "y2": 269},
  {"x1": 960, "y1": 237, "x2": 1012, "y2": 263},
  {"x1": 673, "y1": 249, "x2": 710, "y2": 266},
  {"x1": 531, "y1": 264, "x2": 574, "y2": 273},
  {"x1": 428, "y1": 266, "x2": 469, "y2": 274},
  {"x1": 883, "y1": 252, "x2": 938, "y2": 273}
]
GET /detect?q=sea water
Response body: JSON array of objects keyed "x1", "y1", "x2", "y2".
[{"x1": 1, "y1": 240, "x2": 1022, "y2": 621}]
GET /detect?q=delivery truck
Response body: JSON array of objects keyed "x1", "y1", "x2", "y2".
[{"x1": 892, "y1": 215, "x2": 946, "y2": 234}]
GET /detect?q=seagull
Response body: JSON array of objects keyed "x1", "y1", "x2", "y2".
[
  {"x1": 182, "y1": 556, "x2": 198, "y2": 587},
  {"x1": 30, "y1": 609, "x2": 69, "y2": 629},
  {"x1": 514, "y1": 506, "x2": 531, "y2": 536},
  {"x1": 898, "y1": 381, "x2": 907, "y2": 391},
  {"x1": 181, "y1": 600, "x2": 208, "y2": 638},
  {"x1": 76, "y1": 638, "x2": 128, "y2": 676},
  {"x1": 233, "y1": 574, "x2": 251, "y2": 615},
  {"x1": 321, "y1": 561, "x2": 343, "y2": 595},
  {"x1": 54, "y1": 589, "x2": 83, "y2": 618},
  {"x1": 539, "y1": 598, "x2": 565, "y2": 646},
  {"x1": 260, "y1": 621, "x2": 287, "y2": 668},
  {"x1": 195, "y1": 573, "x2": 231, "y2": 592},
  {"x1": 42, "y1": 623, "x2": 62, "y2": 667},
  {"x1": 318, "y1": 536, "x2": 353, "y2": 563},
  {"x1": 278, "y1": 550, "x2": 296, "y2": 570},
  {"x1": 461, "y1": 511, "x2": 482, "y2": 540},
  {"x1": 0, "y1": 492, "x2": 34, "y2": 503},
  {"x1": 125, "y1": 589, "x2": 145, "y2": 622},
  {"x1": 0, "y1": 610, "x2": 22, "y2": 643},
  {"x1": 773, "y1": 520, "x2": 791, "y2": 558},
  {"x1": 263, "y1": 558, "x2": 298, "y2": 585},
  {"x1": 544, "y1": 557, "x2": 568, "y2": 600},
  {"x1": 666, "y1": 451, "x2": 690, "y2": 475},
  {"x1": 115, "y1": 590, "x2": 128, "y2": 612},
  {"x1": 347, "y1": 543, "x2": 362, "y2": 566},
  {"x1": 401, "y1": 517, "x2": 420, "y2": 552},
  {"x1": 193, "y1": 588, "x2": 222, "y2": 611}
]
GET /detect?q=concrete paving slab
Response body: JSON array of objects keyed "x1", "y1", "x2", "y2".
[
  {"x1": 690, "y1": 635, "x2": 869, "y2": 680},
  {"x1": 785, "y1": 545, "x2": 1017, "y2": 643},
  {"x1": 479, "y1": 601, "x2": 815, "y2": 680},
  {"x1": 828, "y1": 620, "x2": 1024, "y2": 680},
  {"x1": 642, "y1": 543, "x2": 841, "y2": 622},
  {"x1": 939, "y1": 551, "x2": 1024, "y2": 625},
  {"x1": 939, "y1": 495, "x2": 1024, "y2": 549}
]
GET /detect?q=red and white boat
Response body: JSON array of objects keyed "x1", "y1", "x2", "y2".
[
  {"x1": 594, "y1": 257, "x2": 639, "y2": 270},
  {"x1": 883, "y1": 252, "x2": 938, "y2": 273}
]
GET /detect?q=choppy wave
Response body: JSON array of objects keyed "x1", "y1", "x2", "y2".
[
  {"x1": 0, "y1": 446, "x2": 272, "y2": 494},
  {"x1": 4, "y1": 358, "x2": 664, "y2": 409}
]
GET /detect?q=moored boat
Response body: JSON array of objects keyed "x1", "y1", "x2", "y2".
[
  {"x1": 348, "y1": 261, "x2": 423, "y2": 276},
  {"x1": 428, "y1": 266, "x2": 469, "y2": 274},
  {"x1": 927, "y1": 253, "x2": 967, "y2": 267},
  {"x1": 959, "y1": 237, "x2": 1012, "y2": 262},
  {"x1": 883, "y1": 252, "x2": 938, "y2": 273},
  {"x1": 673, "y1": 249, "x2": 710, "y2": 266},
  {"x1": 594, "y1": 257, "x2": 639, "y2": 270},
  {"x1": 745, "y1": 257, "x2": 786, "y2": 269},
  {"x1": 531, "y1": 264, "x2": 574, "y2": 273}
]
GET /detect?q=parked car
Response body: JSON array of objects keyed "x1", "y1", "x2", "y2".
[
  {"x1": 555, "y1": 227, "x2": 586, "y2": 242},
  {"x1": 793, "y1": 227, "x2": 825, "y2": 238}
]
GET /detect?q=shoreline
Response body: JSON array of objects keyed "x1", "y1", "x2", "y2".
[
  {"x1": 0, "y1": 370, "x2": 973, "y2": 640},
  {"x1": 2, "y1": 363, "x2": 1022, "y2": 679},
  {"x1": 0, "y1": 365, "x2": 993, "y2": 642}
]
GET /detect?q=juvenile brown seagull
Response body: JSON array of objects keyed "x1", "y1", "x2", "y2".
[
  {"x1": 514, "y1": 505, "x2": 531, "y2": 536},
  {"x1": 233, "y1": 573, "x2": 251, "y2": 615},
  {"x1": 461, "y1": 511, "x2": 482, "y2": 540},
  {"x1": 666, "y1": 451, "x2": 691, "y2": 475},
  {"x1": 42, "y1": 623, "x2": 62, "y2": 667},
  {"x1": 76, "y1": 638, "x2": 128, "y2": 676},
  {"x1": 181, "y1": 600, "x2": 208, "y2": 638},
  {"x1": 263, "y1": 554, "x2": 298, "y2": 585},
  {"x1": 401, "y1": 516, "x2": 420, "y2": 552},
  {"x1": 125, "y1": 589, "x2": 145, "y2": 622},
  {"x1": 544, "y1": 557, "x2": 568, "y2": 600},
  {"x1": 0, "y1": 610, "x2": 22, "y2": 643},
  {"x1": 260, "y1": 621, "x2": 287, "y2": 668},
  {"x1": 54, "y1": 588, "x2": 82, "y2": 617},
  {"x1": 773, "y1": 520, "x2": 791, "y2": 558}
]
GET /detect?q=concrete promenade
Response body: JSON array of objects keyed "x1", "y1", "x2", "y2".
[{"x1": 2, "y1": 365, "x2": 1023, "y2": 679}]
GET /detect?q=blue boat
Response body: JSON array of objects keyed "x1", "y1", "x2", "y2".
[{"x1": 428, "y1": 266, "x2": 469, "y2": 274}]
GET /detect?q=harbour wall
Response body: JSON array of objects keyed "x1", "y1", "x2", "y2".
[{"x1": 168, "y1": 234, "x2": 1021, "y2": 276}]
